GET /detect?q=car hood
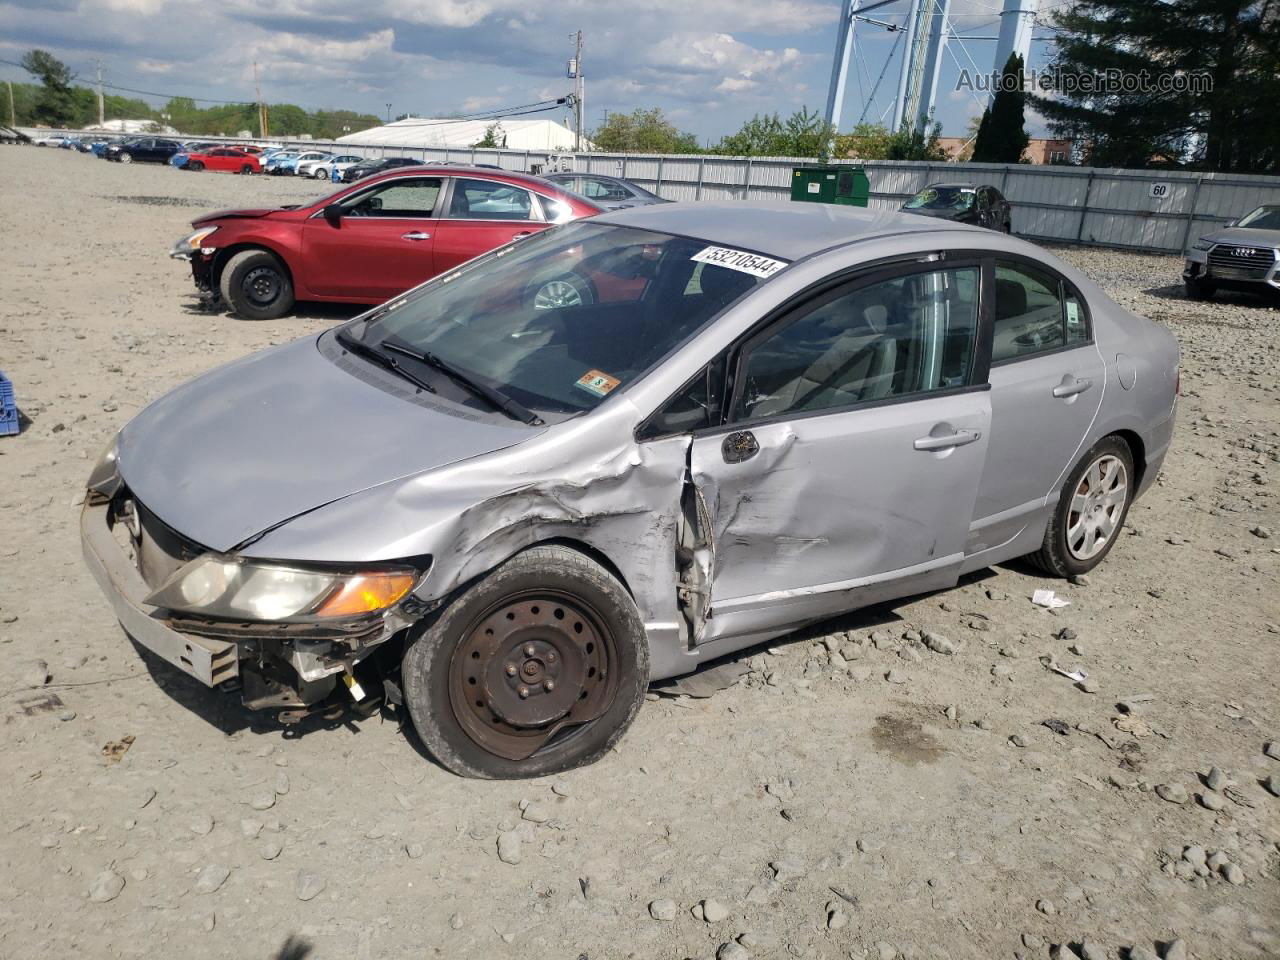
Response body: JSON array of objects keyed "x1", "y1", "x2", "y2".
[
  {"x1": 116, "y1": 335, "x2": 539, "y2": 553},
  {"x1": 901, "y1": 207, "x2": 974, "y2": 221},
  {"x1": 1199, "y1": 226, "x2": 1280, "y2": 247},
  {"x1": 192, "y1": 207, "x2": 296, "y2": 226}
]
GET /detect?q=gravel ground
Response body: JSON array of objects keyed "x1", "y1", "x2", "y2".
[{"x1": 1, "y1": 147, "x2": 1278, "y2": 960}]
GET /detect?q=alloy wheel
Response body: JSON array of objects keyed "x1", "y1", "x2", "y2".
[
  {"x1": 1066, "y1": 454, "x2": 1128, "y2": 560},
  {"x1": 533, "y1": 279, "x2": 584, "y2": 310}
]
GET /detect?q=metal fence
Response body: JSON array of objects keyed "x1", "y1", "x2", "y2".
[{"x1": 22, "y1": 127, "x2": 1280, "y2": 254}]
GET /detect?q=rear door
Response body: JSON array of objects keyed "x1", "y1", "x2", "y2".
[
  {"x1": 685, "y1": 260, "x2": 992, "y2": 642},
  {"x1": 968, "y1": 257, "x2": 1104, "y2": 556},
  {"x1": 431, "y1": 177, "x2": 550, "y2": 273},
  {"x1": 301, "y1": 176, "x2": 443, "y2": 300}
]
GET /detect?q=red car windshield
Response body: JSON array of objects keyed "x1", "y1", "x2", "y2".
[{"x1": 364, "y1": 222, "x2": 777, "y2": 415}]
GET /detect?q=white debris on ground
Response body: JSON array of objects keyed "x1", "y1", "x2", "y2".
[{"x1": 0, "y1": 148, "x2": 1277, "y2": 959}]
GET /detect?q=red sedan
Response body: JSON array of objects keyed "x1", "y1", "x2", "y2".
[
  {"x1": 170, "y1": 167, "x2": 602, "y2": 320},
  {"x1": 185, "y1": 147, "x2": 262, "y2": 175}
]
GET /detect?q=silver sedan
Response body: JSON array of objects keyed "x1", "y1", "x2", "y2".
[{"x1": 81, "y1": 202, "x2": 1179, "y2": 778}]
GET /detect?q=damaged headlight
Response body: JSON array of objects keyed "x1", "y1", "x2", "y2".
[
  {"x1": 1191, "y1": 238, "x2": 1214, "y2": 252},
  {"x1": 169, "y1": 226, "x2": 220, "y2": 260},
  {"x1": 86, "y1": 435, "x2": 122, "y2": 500},
  {"x1": 146, "y1": 555, "x2": 419, "y2": 622}
]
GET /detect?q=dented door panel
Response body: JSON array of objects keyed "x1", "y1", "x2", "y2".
[{"x1": 688, "y1": 390, "x2": 992, "y2": 643}]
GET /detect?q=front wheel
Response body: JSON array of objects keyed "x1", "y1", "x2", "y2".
[
  {"x1": 240, "y1": 164, "x2": 254, "y2": 175},
  {"x1": 314, "y1": 167, "x2": 329, "y2": 179},
  {"x1": 118, "y1": 152, "x2": 132, "y2": 164},
  {"x1": 401, "y1": 545, "x2": 648, "y2": 779},
  {"x1": 528, "y1": 272, "x2": 597, "y2": 310},
  {"x1": 218, "y1": 249, "x2": 295, "y2": 321},
  {"x1": 188, "y1": 160, "x2": 204, "y2": 172},
  {"x1": 1030, "y1": 435, "x2": 1134, "y2": 577}
]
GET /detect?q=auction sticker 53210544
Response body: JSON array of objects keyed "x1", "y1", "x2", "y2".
[{"x1": 690, "y1": 246, "x2": 788, "y2": 279}]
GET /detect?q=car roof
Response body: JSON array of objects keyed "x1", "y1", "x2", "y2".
[
  {"x1": 924, "y1": 182, "x2": 988, "y2": 189},
  {"x1": 592, "y1": 200, "x2": 980, "y2": 262}
]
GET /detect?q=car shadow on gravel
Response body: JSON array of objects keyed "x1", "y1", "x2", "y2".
[
  {"x1": 1142, "y1": 282, "x2": 1279, "y2": 310},
  {"x1": 177, "y1": 297, "x2": 368, "y2": 324}
]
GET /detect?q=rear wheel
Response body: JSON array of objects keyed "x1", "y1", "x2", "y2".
[
  {"x1": 188, "y1": 160, "x2": 204, "y2": 172},
  {"x1": 218, "y1": 249, "x2": 295, "y2": 321},
  {"x1": 240, "y1": 164, "x2": 253, "y2": 175},
  {"x1": 528, "y1": 273, "x2": 596, "y2": 310},
  {"x1": 1185, "y1": 277, "x2": 1215, "y2": 301},
  {"x1": 1030, "y1": 435, "x2": 1134, "y2": 577},
  {"x1": 401, "y1": 545, "x2": 648, "y2": 779},
  {"x1": 314, "y1": 167, "x2": 329, "y2": 179}
]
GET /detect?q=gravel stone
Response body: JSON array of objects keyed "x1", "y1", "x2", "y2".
[
  {"x1": 249, "y1": 793, "x2": 275, "y2": 811},
  {"x1": 497, "y1": 832, "x2": 521, "y2": 865},
  {"x1": 702, "y1": 898, "x2": 729, "y2": 923},
  {"x1": 1128, "y1": 947, "x2": 1158, "y2": 960},
  {"x1": 260, "y1": 838, "x2": 284, "y2": 860},
  {"x1": 405, "y1": 842, "x2": 425, "y2": 859},
  {"x1": 922, "y1": 632, "x2": 958, "y2": 655},
  {"x1": 1182, "y1": 845, "x2": 1206, "y2": 865},
  {"x1": 190, "y1": 812, "x2": 214, "y2": 836},
  {"x1": 648, "y1": 898, "x2": 677, "y2": 921},
  {"x1": 1036, "y1": 899, "x2": 1056, "y2": 915},
  {"x1": 193, "y1": 864, "x2": 230, "y2": 895},
  {"x1": 1221, "y1": 862, "x2": 1245, "y2": 885},
  {"x1": 1156, "y1": 783, "x2": 1188, "y2": 804},
  {"x1": 1163, "y1": 939, "x2": 1188, "y2": 960},
  {"x1": 1205, "y1": 766, "x2": 1227, "y2": 790},
  {"x1": 1264, "y1": 773, "x2": 1280, "y2": 797},
  {"x1": 1199, "y1": 791, "x2": 1225, "y2": 811},
  {"x1": 885, "y1": 669, "x2": 908, "y2": 684},
  {"x1": 295, "y1": 871, "x2": 326, "y2": 901},
  {"x1": 1080, "y1": 939, "x2": 1107, "y2": 960},
  {"x1": 88, "y1": 870, "x2": 125, "y2": 903},
  {"x1": 717, "y1": 942, "x2": 749, "y2": 960}
]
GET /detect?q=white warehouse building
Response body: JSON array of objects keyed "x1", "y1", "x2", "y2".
[{"x1": 336, "y1": 117, "x2": 588, "y2": 151}]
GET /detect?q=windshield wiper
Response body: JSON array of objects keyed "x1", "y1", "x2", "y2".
[
  {"x1": 381, "y1": 337, "x2": 543, "y2": 425},
  {"x1": 335, "y1": 328, "x2": 437, "y2": 395}
]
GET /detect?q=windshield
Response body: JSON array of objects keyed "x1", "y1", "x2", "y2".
[
  {"x1": 1237, "y1": 205, "x2": 1280, "y2": 230},
  {"x1": 363, "y1": 222, "x2": 777, "y2": 416},
  {"x1": 905, "y1": 186, "x2": 975, "y2": 211}
]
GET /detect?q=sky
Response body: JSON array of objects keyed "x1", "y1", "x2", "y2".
[{"x1": 0, "y1": 0, "x2": 1058, "y2": 142}]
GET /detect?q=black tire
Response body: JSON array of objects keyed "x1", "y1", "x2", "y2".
[
  {"x1": 188, "y1": 160, "x2": 204, "y2": 172},
  {"x1": 218, "y1": 249, "x2": 295, "y2": 321},
  {"x1": 527, "y1": 272, "x2": 597, "y2": 310},
  {"x1": 1184, "y1": 278, "x2": 1215, "y2": 301},
  {"x1": 118, "y1": 152, "x2": 132, "y2": 164},
  {"x1": 401, "y1": 544, "x2": 648, "y2": 779},
  {"x1": 240, "y1": 164, "x2": 253, "y2": 175},
  {"x1": 1030, "y1": 435, "x2": 1135, "y2": 577}
]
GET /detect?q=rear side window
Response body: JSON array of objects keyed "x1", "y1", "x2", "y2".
[
  {"x1": 992, "y1": 261, "x2": 1089, "y2": 363},
  {"x1": 450, "y1": 178, "x2": 536, "y2": 221}
]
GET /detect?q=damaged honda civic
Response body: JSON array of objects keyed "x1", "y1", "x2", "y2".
[{"x1": 82, "y1": 201, "x2": 1179, "y2": 778}]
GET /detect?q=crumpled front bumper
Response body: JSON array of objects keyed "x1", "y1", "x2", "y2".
[{"x1": 81, "y1": 500, "x2": 238, "y2": 687}]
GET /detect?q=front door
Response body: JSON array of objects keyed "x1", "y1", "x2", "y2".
[
  {"x1": 687, "y1": 261, "x2": 992, "y2": 643},
  {"x1": 301, "y1": 176, "x2": 442, "y2": 300},
  {"x1": 968, "y1": 258, "x2": 1105, "y2": 555},
  {"x1": 431, "y1": 178, "x2": 550, "y2": 274}
]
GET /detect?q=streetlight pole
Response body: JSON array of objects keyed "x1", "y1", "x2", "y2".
[{"x1": 386, "y1": 103, "x2": 392, "y2": 124}]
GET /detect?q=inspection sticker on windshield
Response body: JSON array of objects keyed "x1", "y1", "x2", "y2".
[
  {"x1": 575, "y1": 369, "x2": 621, "y2": 398},
  {"x1": 691, "y1": 245, "x2": 788, "y2": 279}
]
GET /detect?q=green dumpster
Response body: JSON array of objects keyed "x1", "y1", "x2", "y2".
[{"x1": 790, "y1": 165, "x2": 870, "y2": 207}]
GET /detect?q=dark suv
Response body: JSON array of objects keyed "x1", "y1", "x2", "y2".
[{"x1": 105, "y1": 137, "x2": 183, "y2": 164}]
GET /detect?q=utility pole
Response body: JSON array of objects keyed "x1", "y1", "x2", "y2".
[
  {"x1": 386, "y1": 103, "x2": 392, "y2": 124},
  {"x1": 6, "y1": 80, "x2": 15, "y2": 128},
  {"x1": 95, "y1": 60, "x2": 105, "y2": 127},
  {"x1": 569, "y1": 30, "x2": 584, "y2": 151},
  {"x1": 254, "y1": 61, "x2": 269, "y2": 138}
]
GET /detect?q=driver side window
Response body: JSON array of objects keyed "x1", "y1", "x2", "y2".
[{"x1": 343, "y1": 178, "x2": 442, "y2": 218}]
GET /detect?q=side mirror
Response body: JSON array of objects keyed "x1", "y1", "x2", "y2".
[{"x1": 322, "y1": 204, "x2": 344, "y2": 226}]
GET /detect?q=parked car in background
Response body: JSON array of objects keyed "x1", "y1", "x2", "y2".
[
  {"x1": 105, "y1": 137, "x2": 183, "y2": 164},
  {"x1": 902, "y1": 183, "x2": 1012, "y2": 233},
  {"x1": 275, "y1": 150, "x2": 332, "y2": 176},
  {"x1": 184, "y1": 147, "x2": 262, "y2": 175},
  {"x1": 542, "y1": 172, "x2": 668, "y2": 211},
  {"x1": 104, "y1": 202, "x2": 1178, "y2": 777},
  {"x1": 262, "y1": 151, "x2": 301, "y2": 174},
  {"x1": 1183, "y1": 204, "x2": 1280, "y2": 302},
  {"x1": 341, "y1": 156, "x2": 423, "y2": 182},
  {"x1": 308, "y1": 154, "x2": 364, "y2": 180},
  {"x1": 170, "y1": 142, "x2": 221, "y2": 169},
  {"x1": 59, "y1": 137, "x2": 82, "y2": 150},
  {"x1": 89, "y1": 137, "x2": 121, "y2": 156},
  {"x1": 169, "y1": 166, "x2": 601, "y2": 320},
  {"x1": 34, "y1": 135, "x2": 68, "y2": 147}
]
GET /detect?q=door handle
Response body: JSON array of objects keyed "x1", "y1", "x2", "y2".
[
  {"x1": 512, "y1": 231, "x2": 534, "y2": 240},
  {"x1": 1052, "y1": 376, "x2": 1093, "y2": 399},
  {"x1": 401, "y1": 231, "x2": 430, "y2": 241},
  {"x1": 913, "y1": 428, "x2": 982, "y2": 451}
]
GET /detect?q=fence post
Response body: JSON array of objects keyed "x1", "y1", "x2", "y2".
[
  {"x1": 695, "y1": 156, "x2": 706, "y2": 200},
  {"x1": 1179, "y1": 174, "x2": 1206, "y2": 252},
  {"x1": 655, "y1": 156, "x2": 665, "y2": 197},
  {"x1": 524, "y1": 149, "x2": 530, "y2": 172},
  {"x1": 471, "y1": 148, "x2": 476, "y2": 165},
  {"x1": 1074, "y1": 169, "x2": 1096, "y2": 243},
  {"x1": 621, "y1": 155, "x2": 628, "y2": 180},
  {"x1": 743, "y1": 158, "x2": 754, "y2": 200}
]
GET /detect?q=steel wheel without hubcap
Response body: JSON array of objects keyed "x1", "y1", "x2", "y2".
[
  {"x1": 1066, "y1": 454, "x2": 1127, "y2": 560},
  {"x1": 450, "y1": 591, "x2": 619, "y2": 762},
  {"x1": 241, "y1": 266, "x2": 283, "y2": 308}
]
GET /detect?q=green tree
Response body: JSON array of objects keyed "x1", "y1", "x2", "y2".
[
  {"x1": 835, "y1": 122, "x2": 898, "y2": 159},
  {"x1": 21, "y1": 49, "x2": 76, "y2": 126},
  {"x1": 972, "y1": 53, "x2": 1029, "y2": 163},
  {"x1": 590, "y1": 108, "x2": 700, "y2": 153},
  {"x1": 715, "y1": 107, "x2": 834, "y2": 157},
  {"x1": 472, "y1": 122, "x2": 505, "y2": 148},
  {"x1": 1034, "y1": 0, "x2": 1278, "y2": 172},
  {"x1": 884, "y1": 121, "x2": 950, "y2": 161}
]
